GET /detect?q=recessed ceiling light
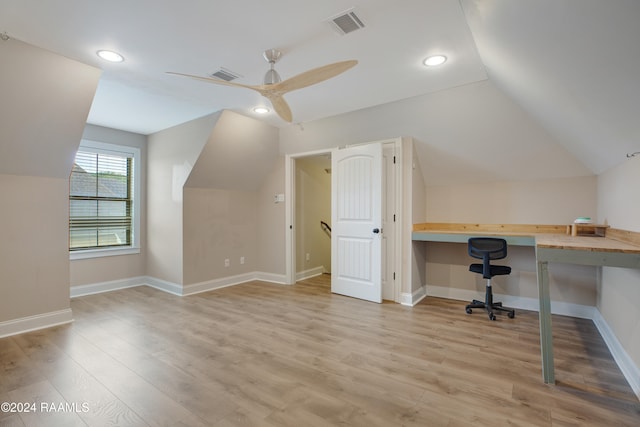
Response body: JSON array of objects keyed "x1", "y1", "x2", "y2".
[
  {"x1": 97, "y1": 50, "x2": 124, "y2": 63},
  {"x1": 423, "y1": 55, "x2": 447, "y2": 67},
  {"x1": 253, "y1": 106, "x2": 270, "y2": 114}
]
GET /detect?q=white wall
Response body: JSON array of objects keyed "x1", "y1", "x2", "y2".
[{"x1": 597, "y1": 156, "x2": 640, "y2": 370}]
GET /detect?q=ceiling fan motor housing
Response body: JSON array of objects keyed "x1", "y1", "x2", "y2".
[
  {"x1": 263, "y1": 49, "x2": 282, "y2": 64},
  {"x1": 263, "y1": 49, "x2": 282, "y2": 85}
]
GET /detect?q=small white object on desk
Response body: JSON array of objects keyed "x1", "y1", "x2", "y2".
[
  {"x1": 574, "y1": 217, "x2": 592, "y2": 224},
  {"x1": 568, "y1": 218, "x2": 608, "y2": 237}
]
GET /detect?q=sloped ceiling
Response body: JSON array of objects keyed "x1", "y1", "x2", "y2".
[
  {"x1": 461, "y1": 0, "x2": 640, "y2": 174},
  {"x1": 0, "y1": 0, "x2": 486, "y2": 133},
  {"x1": 1, "y1": 1, "x2": 638, "y2": 176},
  {"x1": 279, "y1": 79, "x2": 593, "y2": 186},
  {"x1": 185, "y1": 111, "x2": 279, "y2": 191},
  {"x1": 0, "y1": 38, "x2": 101, "y2": 178}
]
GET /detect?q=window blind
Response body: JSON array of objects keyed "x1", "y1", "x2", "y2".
[{"x1": 69, "y1": 150, "x2": 133, "y2": 250}]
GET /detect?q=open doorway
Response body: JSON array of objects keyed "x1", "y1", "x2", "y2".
[
  {"x1": 285, "y1": 140, "x2": 402, "y2": 303},
  {"x1": 295, "y1": 154, "x2": 332, "y2": 280}
]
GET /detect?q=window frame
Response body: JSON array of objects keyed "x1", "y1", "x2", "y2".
[{"x1": 69, "y1": 139, "x2": 141, "y2": 260}]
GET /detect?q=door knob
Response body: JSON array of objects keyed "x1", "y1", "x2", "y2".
[{"x1": 373, "y1": 228, "x2": 380, "y2": 234}]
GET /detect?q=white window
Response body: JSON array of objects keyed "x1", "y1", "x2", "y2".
[{"x1": 69, "y1": 140, "x2": 140, "y2": 259}]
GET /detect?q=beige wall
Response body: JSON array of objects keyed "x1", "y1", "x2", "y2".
[
  {"x1": 423, "y1": 176, "x2": 599, "y2": 306},
  {"x1": 425, "y1": 242, "x2": 597, "y2": 306},
  {"x1": 148, "y1": 110, "x2": 280, "y2": 287},
  {"x1": 0, "y1": 39, "x2": 99, "y2": 325},
  {"x1": 426, "y1": 176, "x2": 597, "y2": 223},
  {"x1": 257, "y1": 157, "x2": 286, "y2": 276},
  {"x1": 0, "y1": 176, "x2": 71, "y2": 321},
  {"x1": 70, "y1": 125, "x2": 148, "y2": 286},
  {"x1": 295, "y1": 157, "x2": 332, "y2": 274},
  {"x1": 182, "y1": 111, "x2": 281, "y2": 285},
  {"x1": 183, "y1": 188, "x2": 259, "y2": 284},
  {"x1": 597, "y1": 156, "x2": 640, "y2": 369},
  {"x1": 147, "y1": 113, "x2": 220, "y2": 284},
  {"x1": 0, "y1": 39, "x2": 101, "y2": 179}
]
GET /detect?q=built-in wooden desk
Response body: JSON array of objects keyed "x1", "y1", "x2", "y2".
[{"x1": 412, "y1": 223, "x2": 640, "y2": 384}]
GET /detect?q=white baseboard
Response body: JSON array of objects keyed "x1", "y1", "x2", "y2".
[
  {"x1": 71, "y1": 276, "x2": 145, "y2": 298},
  {"x1": 400, "y1": 285, "x2": 427, "y2": 306},
  {"x1": 296, "y1": 266, "x2": 325, "y2": 281},
  {"x1": 593, "y1": 310, "x2": 640, "y2": 400},
  {"x1": 181, "y1": 272, "x2": 287, "y2": 296},
  {"x1": 254, "y1": 271, "x2": 288, "y2": 285},
  {"x1": 71, "y1": 272, "x2": 288, "y2": 299},
  {"x1": 425, "y1": 285, "x2": 596, "y2": 319},
  {"x1": 70, "y1": 274, "x2": 268, "y2": 299},
  {"x1": 0, "y1": 309, "x2": 74, "y2": 339},
  {"x1": 143, "y1": 276, "x2": 184, "y2": 296}
]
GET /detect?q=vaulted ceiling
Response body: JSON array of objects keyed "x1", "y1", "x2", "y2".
[{"x1": 1, "y1": 1, "x2": 638, "y2": 175}]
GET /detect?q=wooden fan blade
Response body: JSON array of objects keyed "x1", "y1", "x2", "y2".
[
  {"x1": 268, "y1": 95, "x2": 293, "y2": 122},
  {"x1": 275, "y1": 60, "x2": 358, "y2": 94},
  {"x1": 166, "y1": 71, "x2": 261, "y2": 92}
]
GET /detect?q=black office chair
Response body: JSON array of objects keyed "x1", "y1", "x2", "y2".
[{"x1": 465, "y1": 237, "x2": 515, "y2": 321}]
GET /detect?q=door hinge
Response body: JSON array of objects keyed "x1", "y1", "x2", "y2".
[
  {"x1": 393, "y1": 214, "x2": 396, "y2": 222},
  {"x1": 393, "y1": 155, "x2": 396, "y2": 164},
  {"x1": 393, "y1": 272, "x2": 396, "y2": 280}
]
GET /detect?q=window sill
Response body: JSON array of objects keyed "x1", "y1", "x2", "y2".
[{"x1": 70, "y1": 247, "x2": 141, "y2": 260}]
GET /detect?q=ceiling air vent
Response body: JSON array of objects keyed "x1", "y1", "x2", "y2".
[
  {"x1": 210, "y1": 67, "x2": 241, "y2": 81},
  {"x1": 327, "y1": 9, "x2": 365, "y2": 35}
]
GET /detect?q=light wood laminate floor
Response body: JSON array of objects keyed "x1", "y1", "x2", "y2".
[{"x1": 1, "y1": 275, "x2": 638, "y2": 426}]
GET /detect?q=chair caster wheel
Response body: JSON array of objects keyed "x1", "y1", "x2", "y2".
[
  {"x1": 465, "y1": 308, "x2": 472, "y2": 314},
  {"x1": 489, "y1": 314, "x2": 496, "y2": 321},
  {"x1": 508, "y1": 312, "x2": 515, "y2": 319}
]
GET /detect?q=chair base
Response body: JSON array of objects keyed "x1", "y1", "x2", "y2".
[{"x1": 465, "y1": 285, "x2": 515, "y2": 321}]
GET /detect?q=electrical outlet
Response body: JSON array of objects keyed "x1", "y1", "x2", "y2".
[
  {"x1": 224, "y1": 258, "x2": 230, "y2": 267},
  {"x1": 240, "y1": 256, "x2": 245, "y2": 265},
  {"x1": 306, "y1": 253, "x2": 310, "y2": 262}
]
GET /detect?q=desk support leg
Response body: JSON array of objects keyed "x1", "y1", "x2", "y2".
[{"x1": 536, "y1": 259, "x2": 555, "y2": 384}]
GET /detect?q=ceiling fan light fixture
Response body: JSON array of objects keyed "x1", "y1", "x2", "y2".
[
  {"x1": 97, "y1": 49, "x2": 124, "y2": 63},
  {"x1": 253, "y1": 106, "x2": 270, "y2": 114},
  {"x1": 423, "y1": 55, "x2": 447, "y2": 67}
]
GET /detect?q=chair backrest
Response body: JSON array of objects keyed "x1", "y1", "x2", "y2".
[{"x1": 468, "y1": 237, "x2": 508, "y2": 261}]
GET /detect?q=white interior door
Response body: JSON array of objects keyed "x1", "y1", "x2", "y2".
[{"x1": 331, "y1": 143, "x2": 383, "y2": 303}]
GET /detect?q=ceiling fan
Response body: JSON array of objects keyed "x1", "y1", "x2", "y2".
[{"x1": 168, "y1": 49, "x2": 358, "y2": 122}]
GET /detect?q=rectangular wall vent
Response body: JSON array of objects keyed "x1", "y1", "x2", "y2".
[
  {"x1": 327, "y1": 9, "x2": 365, "y2": 35},
  {"x1": 210, "y1": 67, "x2": 241, "y2": 81}
]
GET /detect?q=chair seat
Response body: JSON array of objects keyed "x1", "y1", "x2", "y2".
[{"x1": 469, "y1": 263, "x2": 511, "y2": 278}]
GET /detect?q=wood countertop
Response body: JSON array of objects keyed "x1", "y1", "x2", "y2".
[{"x1": 413, "y1": 223, "x2": 640, "y2": 254}]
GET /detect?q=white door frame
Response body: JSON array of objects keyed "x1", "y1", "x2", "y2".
[{"x1": 284, "y1": 139, "x2": 403, "y2": 303}]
